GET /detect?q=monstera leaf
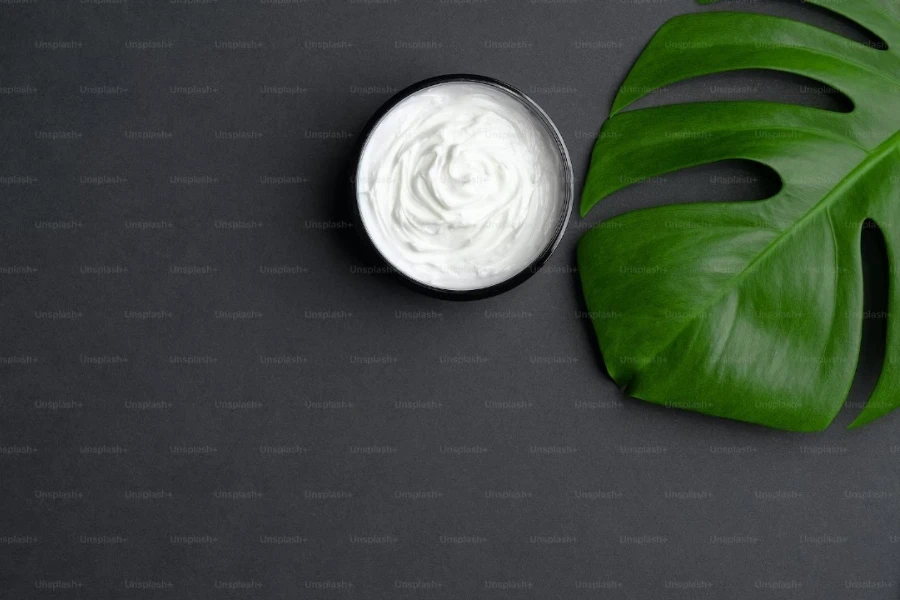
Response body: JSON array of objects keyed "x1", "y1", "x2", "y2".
[{"x1": 579, "y1": 0, "x2": 900, "y2": 431}]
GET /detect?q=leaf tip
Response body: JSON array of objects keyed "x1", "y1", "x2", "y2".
[
  {"x1": 578, "y1": 202, "x2": 591, "y2": 219},
  {"x1": 609, "y1": 98, "x2": 626, "y2": 117},
  {"x1": 847, "y1": 412, "x2": 874, "y2": 431}
]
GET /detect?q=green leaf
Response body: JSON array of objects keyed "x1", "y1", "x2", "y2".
[{"x1": 578, "y1": 1, "x2": 900, "y2": 431}]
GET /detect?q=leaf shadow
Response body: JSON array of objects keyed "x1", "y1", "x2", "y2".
[{"x1": 570, "y1": 244, "x2": 611, "y2": 381}]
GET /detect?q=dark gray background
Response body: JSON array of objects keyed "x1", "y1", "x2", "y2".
[{"x1": 1, "y1": 0, "x2": 897, "y2": 598}]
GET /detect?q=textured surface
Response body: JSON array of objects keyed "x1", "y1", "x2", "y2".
[{"x1": 1, "y1": 1, "x2": 898, "y2": 598}]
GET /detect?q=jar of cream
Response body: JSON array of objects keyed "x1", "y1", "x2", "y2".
[{"x1": 351, "y1": 75, "x2": 573, "y2": 299}]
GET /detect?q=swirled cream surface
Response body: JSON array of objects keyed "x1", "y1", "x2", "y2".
[{"x1": 356, "y1": 82, "x2": 567, "y2": 291}]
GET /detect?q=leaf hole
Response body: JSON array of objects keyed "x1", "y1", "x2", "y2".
[
  {"x1": 579, "y1": 160, "x2": 781, "y2": 225},
  {"x1": 703, "y1": 0, "x2": 888, "y2": 51},
  {"x1": 841, "y1": 220, "x2": 889, "y2": 425},
  {"x1": 623, "y1": 70, "x2": 853, "y2": 114}
]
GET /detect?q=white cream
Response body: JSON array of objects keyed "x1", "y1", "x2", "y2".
[{"x1": 356, "y1": 81, "x2": 567, "y2": 291}]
